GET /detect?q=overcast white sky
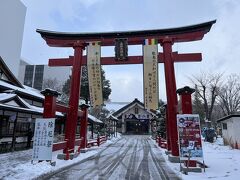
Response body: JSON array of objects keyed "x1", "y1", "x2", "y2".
[{"x1": 20, "y1": 0, "x2": 240, "y2": 102}]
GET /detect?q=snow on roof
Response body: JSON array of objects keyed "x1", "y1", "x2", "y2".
[
  {"x1": 0, "y1": 80, "x2": 44, "y2": 99},
  {"x1": 107, "y1": 114, "x2": 118, "y2": 121},
  {"x1": 0, "y1": 103, "x2": 42, "y2": 115},
  {"x1": 0, "y1": 92, "x2": 63, "y2": 117},
  {"x1": 0, "y1": 93, "x2": 16, "y2": 101},
  {"x1": 88, "y1": 114, "x2": 103, "y2": 124}
]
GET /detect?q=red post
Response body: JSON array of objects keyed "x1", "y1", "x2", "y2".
[
  {"x1": 161, "y1": 38, "x2": 179, "y2": 157},
  {"x1": 41, "y1": 88, "x2": 60, "y2": 118},
  {"x1": 158, "y1": 136, "x2": 162, "y2": 147},
  {"x1": 80, "y1": 104, "x2": 90, "y2": 149},
  {"x1": 176, "y1": 86, "x2": 195, "y2": 114},
  {"x1": 97, "y1": 136, "x2": 100, "y2": 146},
  {"x1": 165, "y1": 104, "x2": 171, "y2": 151},
  {"x1": 64, "y1": 43, "x2": 84, "y2": 153}
]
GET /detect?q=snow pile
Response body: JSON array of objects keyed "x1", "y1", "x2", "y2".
[
  {"x1": 0, "y1": 135, "x2": 121, "y2": 180},
  {"x1": 158, "y1": 138, "x2": 240, "y2": 180}
]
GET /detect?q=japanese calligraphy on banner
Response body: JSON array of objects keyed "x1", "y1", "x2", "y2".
[
  {"x1": 177, "y1": 114, "x2": 204, "y2": 161},
  {"x1": 87, "y1": 42, "x2": 103, "y2": 107},
  {"x1": 32, "y1": 118, "x2": 55, "y2": 161},
  {"x1": 143, "y1": 39, "x2": 159, "y2": 110}
]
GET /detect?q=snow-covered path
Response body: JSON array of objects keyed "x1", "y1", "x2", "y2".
[{"x1": 46, "y1": 135, "x2": 180, "y2": 180}]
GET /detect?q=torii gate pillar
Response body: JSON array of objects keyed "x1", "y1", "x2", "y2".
[
  {"x1": 161, "y1": 38, "x2": 179, "y2": 157},
  {"x1": 64, "y1": 43, "x2": 85, "y2": 153}
]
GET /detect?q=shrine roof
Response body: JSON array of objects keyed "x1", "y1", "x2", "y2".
[
  {"x1": 112, "y1": 98, "x2": 157, "y2": 118},
  {"x1": 37, "y1": 20, "x2": 216, "y2": 46}
]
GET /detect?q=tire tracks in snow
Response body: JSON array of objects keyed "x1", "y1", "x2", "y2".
[
  {"x1": 77, "y1": 137, "x2": 129, "y2": 179},
  {"x1": 147, "y1": 140, "x2": 181, "y2": 180},
  {"x1": 133, "y1": 139, "x2": 150, "y2": 180},
  {"x1": 125, "y1": 138, "x2": 139, "y2": 180}
]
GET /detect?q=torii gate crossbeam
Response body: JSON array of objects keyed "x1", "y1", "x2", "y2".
[{"x1": 37, "y1": 20, "x2": 216, "y2": 158}]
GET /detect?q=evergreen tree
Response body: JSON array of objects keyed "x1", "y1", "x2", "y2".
[
  {"x1": 156, "y1": 99, "x2": 166, "y2": 138},
  {"x1": 62, "y1": 66, "x2": 111, "y2": 104}
]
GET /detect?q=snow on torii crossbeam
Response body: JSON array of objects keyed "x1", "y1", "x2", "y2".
[{"x1": 37, "y1": 20, "x2": 216, "y2": 158}]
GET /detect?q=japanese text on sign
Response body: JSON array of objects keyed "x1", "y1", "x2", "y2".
[
  {"x1": 177, "y1": 114, "x2": 204, "y2": 161},
  {"x1": 143, "y1": 42, "x2": 159, "y2": 110},
  {"x1": 87, "y1": 42, "x2": 103, "y2": 107},
  {"x1": 115, "y1": 38, "x2": 128, "y2": 61},
  {"x1": 32, "y1": 118, "x2": 55, "y2": 161}
]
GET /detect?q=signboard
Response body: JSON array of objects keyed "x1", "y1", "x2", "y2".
[
  {"x1": 32, "y1": 118, "x2": 55, "y2": 161},
  {"x1": 87, "y1": 42, "x2": 103, "y2": 107},
  {"x1": 177, "y1": 114, "x2": 203, "y2": 160},
  {"x1": 143, "y1": 39, "x2": 159, "y2": 110},
  {"x1": 125, "y1": 113, "x2": 150, "y2": 121},
  {"x1": 115, "y1": 38, "x2": 128, "y2": 61}
]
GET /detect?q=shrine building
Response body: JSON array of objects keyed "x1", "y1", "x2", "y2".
[{"x1": 113, "y1": 98, "x2": 156, "y2": 134}]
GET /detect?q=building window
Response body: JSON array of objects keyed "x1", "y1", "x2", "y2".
[
  {"x1": 33, "y1": 65, "x2": 44, "y2": 90},
  {"x1": 222, "y1": 123, "x2": 227, "y2": 130},
  {"x1": 24, "y1": 65, "x2": 34, "y2": 87},
  {"x1": 135, "y1": 107, "x2": 139, "y2": 114}
]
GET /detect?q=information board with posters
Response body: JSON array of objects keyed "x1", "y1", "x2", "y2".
[
  {"x1": 32, "y1": 118, "x2": 55, "y2": 161},
  {"x1": 177, "y1": 114, "x2": 203, "y2": 161}
]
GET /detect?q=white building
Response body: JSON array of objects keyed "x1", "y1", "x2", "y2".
[
  {"x1": 217, "y1": 114, "x2": 240, "y2": 149},
  {"x1": 18, "y1": 60, "x2": 71, "y2": 91},
  {"x1": 0, "y1": 0, "x2": 26, "y2": 77}
]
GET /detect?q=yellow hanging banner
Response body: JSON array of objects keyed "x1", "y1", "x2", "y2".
[
  {"x1": 143, "y1": 39, "x2": 159, "y2": 110},
  {"x1": 87, "y1": 42, "x2": 103, "y2": 107}
]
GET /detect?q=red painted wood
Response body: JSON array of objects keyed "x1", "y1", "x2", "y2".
[
  {"x1": 52, "y1": 141, "x2": 67, "y2": 151},
  {"x1": 80, "y1": 106, "x2": 88, "y2": 149},
  {"x1": 162, "y1": 39, "x2": 179, "y2": 157},
  {"x1": 75, "y1": 138, "x2": 82, "y2": 146},
  {"x1": 173, "y1": 53, "x2": 202, "y2": 62},
  {"x1": 97, "y1": 136, "x2": 107, "y2": 146},
  {"x1": 48, "y1": 52, "x2": 202, "y2": 67},
  {"x1": 43, "y1": 96, "x2": 56, "y2": 118},
  {"x1": 165, "y1": 105, "x2": 172, "y2": 152},
  {"x1": 64, "y1": 45, "x2": 83, "y2": 153},
  {"x1": 49, "y1": 58, "x2": 73, "y2": 66},
  {"x1": 184, "y1": 160, "x2": 197, "y2": 167},
  {"x1": 43, "y1": 31, "x2": 206, "y2": 47},
  {"x1": 56, "y1": 104, "x2": 83, "y2": 117},
  {"x1": 181, "y1": 94, "x2": 193, "y2": 114},
  {"x1": 56, "y1": 104, "x2": 68, "y2": 114},
  {"x1": 39, "y1": 22, "x2": 214, "y2": 159}
]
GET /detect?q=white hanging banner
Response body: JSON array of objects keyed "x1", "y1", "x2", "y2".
[
  {"x1": 143, "y1": 39, "x2": 159, "y2": 110},
  {"x1": 32, "y1": 118, "x2": 55, "y2": 161},
  {"x1": 87, "y1": 42, "x2": 103, "y2": 107}
]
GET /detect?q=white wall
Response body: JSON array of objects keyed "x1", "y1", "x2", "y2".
[
  {"x1": 0, "y1": 0, "x2": 26, "y2": 77},
  {"x1": 222, "y1": 117, "x2": 240, "y2": 148}
]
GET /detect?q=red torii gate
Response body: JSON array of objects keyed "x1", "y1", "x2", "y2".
[{"x1": 37, "y1": 20, "x2": 215, "y2": 158}]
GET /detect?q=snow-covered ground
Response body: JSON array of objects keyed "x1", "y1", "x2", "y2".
[
  {"x1": 0, "y1": 135, "x2": 121, "y2": 180},
  {"x1": 1, "y1": 135, "x2": 240, "y2": 180},
  {"x1": 158, "y1": 138, "x2": 240, "y2": 180}
]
